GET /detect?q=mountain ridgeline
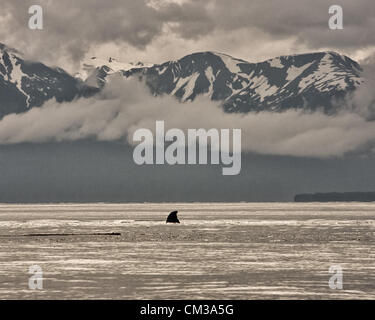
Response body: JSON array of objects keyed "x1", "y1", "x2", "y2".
[
  {"x1": 124, "y1": 51, "x2": 363, "y2": 113},
  {"x1": 0, "y1": 43, "x2": 364, "y2": 118}
]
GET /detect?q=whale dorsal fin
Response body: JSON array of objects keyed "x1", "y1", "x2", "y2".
[{"x1": 166, "y1": 211, "x2": 180, "y2": 223}]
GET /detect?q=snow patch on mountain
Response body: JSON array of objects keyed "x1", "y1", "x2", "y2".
[
  {"x1": 75, "y1": 57, "x2": 154, "y2": 81},
  {"x1": 268, "y1": 57, "x2": 284, "y2": 69},
  {"x1": 171, "y1": 72, "x2": 200, "y2": 101},
  {"x1": 298, "y1": 53, "x2": 363, "y2": 94},
  {"x1": 204, "y1": 66, "x2": 215, "y2": 97},
  {"x1": 215, "y1": 52, "x2": 246, "y2": 74},
  {"x1": 252, "y1": 77, "x2": 279, "y2": 102},
  {"x1": 286, "y1": 62, "x2": 314, "y2": 82},
  {"x1": 0, "y1": 45, "x2": 30, "y2": 106}
]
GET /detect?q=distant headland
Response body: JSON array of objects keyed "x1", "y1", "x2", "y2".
[{"x1": 294, "y1": 192, "x2": 375, "y2": 202}]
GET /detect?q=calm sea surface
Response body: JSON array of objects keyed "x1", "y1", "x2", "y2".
[{"x1": 0, "y1": 203, "x2": 374, "y2": 299}]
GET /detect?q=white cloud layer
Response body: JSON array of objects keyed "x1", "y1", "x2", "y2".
[{"x1": 0, "y1": 76, "x2": 375, "y2": 158}]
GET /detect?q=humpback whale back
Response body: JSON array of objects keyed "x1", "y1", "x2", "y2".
[{"x1": 166, "y1": 211, "x2": 180, "y2": 223}]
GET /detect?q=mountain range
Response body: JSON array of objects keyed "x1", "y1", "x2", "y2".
[{"x1": 0, "y1": 43, "x2": 364, "y2": 118}]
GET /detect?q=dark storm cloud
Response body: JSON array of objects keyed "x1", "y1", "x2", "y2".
[
  {"x1": 156, "y1": 1, "x2": 214, "y2": 39},
  {"x1": 203, "y1": 0, "x2": 375, "y2": 49},
  {"x1": 0, "y1": 0, "x2": 211, "y2": 65},
  {"x1": 0, "y1": 0, "x2": 373, "y2": 66}
]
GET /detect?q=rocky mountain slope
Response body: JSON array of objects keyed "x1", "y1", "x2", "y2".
[{"x1": 0, "y1": 43, "x2": 96, "y2": 118}]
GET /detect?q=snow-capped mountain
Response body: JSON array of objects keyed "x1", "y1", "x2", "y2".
[
  {"x1": 0, "y1": 43, "x2": 364, "y2": 118},
  {"x1": 0, "y1": 43, "x2": 96, "y2": 118},
  {"x1": 123, "y1": 51, "x2": 363, "y2": 113},
  {"x1": 75, "y1": 56, "x2": 153, "y2": 87}
]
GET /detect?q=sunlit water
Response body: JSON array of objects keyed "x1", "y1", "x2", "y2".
[{"x1": 0, "y1": 203, "x2": 374, "y2": 299}]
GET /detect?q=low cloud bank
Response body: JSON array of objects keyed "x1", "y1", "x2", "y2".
[{"x1": 0, "y1": 75, "x2": 375, "y2": 158}]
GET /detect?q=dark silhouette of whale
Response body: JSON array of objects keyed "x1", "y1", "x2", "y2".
[{"x1": 166, "y1": 211, "x2": 180, "y2": 223}]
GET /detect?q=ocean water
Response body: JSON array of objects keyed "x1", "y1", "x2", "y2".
[{"x1": 0, "y1": 203, "x2": 374, "y2": 299}]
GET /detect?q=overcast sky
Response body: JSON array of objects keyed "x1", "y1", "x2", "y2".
[{"x1": 0, "y1": 0, "x2": 374, "y2": 72}]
